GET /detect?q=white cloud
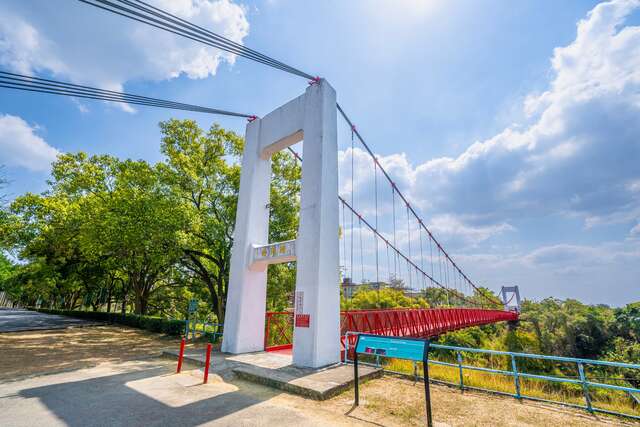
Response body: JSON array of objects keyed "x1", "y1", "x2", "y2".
[
  {"x1": 455, "y1": 240, "x2": 640, "y2": 305},
  {"x1": 424, "y1": 0, "x2": 640, "y2": 221},
  {"x1": 333, "y1": 1, "x2": 640, "y2": 303},
  {"x1": 0, "y1": 13, "x2": 67, "y2": 75},
  {"x1": 0, "y1": 114, "x2": 60, "y2": 171},
  {"x1": 71, "y1": 99, "x2": 90, "y2": 114},
  {"x1": 427, "y1": 215, "x2": 514, "y2": 246},
  {"x1": 339, "y1": 0, "x2": 640, "y2": 246},
  {"x1": 0, "y1": 0, "x2": 249, "y2": 111}
]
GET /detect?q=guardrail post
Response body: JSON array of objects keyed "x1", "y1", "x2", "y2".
[
  {"x1": 577, "y1": 362, "x2": 593, "y2": 412},
  {"x1": 456, "y1": 351, "x2": 464, "y2": 391},
  {"x1": 344, "y1": 333, "x2": 349, "y2": 363},
  {"x1": 203, "y1": 343, "x2": 212, "y2": 384},
  {"x1": 354, "y1": 349, "x2": 360, "y2": 406},
  {"x1": 511, "y1": 354, "x2": 521, "y2": 400},
  {"x1": 176, "y1": 338, "x2": 186, "y2": 373}
]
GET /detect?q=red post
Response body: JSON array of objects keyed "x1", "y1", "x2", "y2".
[
  {"x1": 203, "y1": 343, "x2": 213, "y2": 384},
  {"x1": 176, "y1": 338, "x2": 185, "y2": 373}
]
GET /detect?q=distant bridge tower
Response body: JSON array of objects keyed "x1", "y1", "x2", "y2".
[
  {"x1": 221, "y1": 79, "x2": 340, "y2": 368},
  {"x1": 500, "y1": 286, "x2": 521, "y2": 312}
]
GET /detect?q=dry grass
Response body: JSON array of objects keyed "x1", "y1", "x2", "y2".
[
  {"x1": 385, "y1": 358, "x2": 640, "y2": 419},
  {"x1": 327, "y1": 375, "x2": 636, "y2": 426}
]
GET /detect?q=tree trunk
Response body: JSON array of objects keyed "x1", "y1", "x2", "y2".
[
  {"x1": 106, "y1": 286, "x2": 112, "y2": 313},
  {"x1": 121, "y1": 288, "x2": 127, "y2": 314},
  {"x1": 135, "y1": 291, "x2": 145, "y2": 315},
  {"x1": 133, "y1": 277, "x2": 152, "y2": 315}
]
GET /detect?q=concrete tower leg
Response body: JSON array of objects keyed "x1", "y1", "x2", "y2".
[
  {"x1": 292, "y1": 81, "x2": 340, "y2": 368},
  {"x1": 222, "y1": 80, "x2": 340, "y2": 368},
  {"x1": 221, "y1": 119, "x2": 271, "y2": 354}
]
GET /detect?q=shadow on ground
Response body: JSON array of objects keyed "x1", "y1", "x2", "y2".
[
  {"x1": 0, "y1": 326, "x2": 182, "y2": 381},
  {"x1": 17, "y1": 363, "x2": 275, "y2": 427}
]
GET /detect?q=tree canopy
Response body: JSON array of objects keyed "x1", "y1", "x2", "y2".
[
  {"x1": 0, "y1": 120, "x2": 300, "y2": 320},
  {"x1": 0, "y1": 121, "x2": 637, "y2": 373}
]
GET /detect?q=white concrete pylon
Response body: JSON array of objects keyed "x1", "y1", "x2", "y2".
[{"x1": 222, "y1": 80, "x2": 340, "y2": 368}]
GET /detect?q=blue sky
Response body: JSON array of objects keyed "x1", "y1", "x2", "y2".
[{"x1": 1, "y1": 0, "x2": 639, "y2": 305}]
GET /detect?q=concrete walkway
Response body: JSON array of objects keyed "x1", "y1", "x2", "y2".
[
  {"x1": 164, "y1": 348, "x2": 381, "y2": 400},
  {"x1": 0, "y1": 359, "x2": 365, "y2": 427},
  {"x1": 0, "y1": 309, "x2": 99, "y2": 333}
]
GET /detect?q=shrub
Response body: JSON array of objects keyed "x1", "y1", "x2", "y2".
[
  {"x1": 163, "y1": 319, "x2": 186, "y2": 336},
  {"x1": 140, "y1": 316, "x2": 164, "y2": 333},
  {"x1": 30, "y1": 308, "x2": 185, "y2": 336}
]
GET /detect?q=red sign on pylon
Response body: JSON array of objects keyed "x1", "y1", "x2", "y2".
[{"x1": 295, "y1": 314, "x2": 310, "y2": 328}]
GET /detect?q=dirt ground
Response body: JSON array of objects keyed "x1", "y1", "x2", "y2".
[
  {"x1": 325, "y1": 376, "x2": 632, "y2": 426},
  {"x1": 0, "y1": 325, "x2": 184, "y2": 381},
  {"x1": 0, "y1": 325, "x2": 635, "y2": 426}
]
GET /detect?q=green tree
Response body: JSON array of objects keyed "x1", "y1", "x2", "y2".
[
  {"x1": 613, "y1": 302, "x2": 640, "y2": 341},
  {"x1": 7, "y1": 153, "x2": 187, "y2": 314},
  {"x1": 522, "y1": 298, "x2": 614, "y2": 359},
  {"x1": 0, "y1": 253, "x2": 12, "y2": 281},
  {"x1": 72, "y1": 156, "x2": 187, "y2": 314},
  {"x1": 341, "y1": 287, "x2": 429, "y2": 310},
  {"x1": 424, "y1": 287, "x2": 451, "y2": 306},
  {"x1": 0, "y1": 253, "x2": 15, "y2": 300},
  {"x1": 159, "y1": 120, "x2": 242, "y2": 322},
  {"x1": 158, "y1": 119, "x2": 300, "y2": 321},
  {"x1": 604, "y1": 337, "x2": 640, "y2": 387}
]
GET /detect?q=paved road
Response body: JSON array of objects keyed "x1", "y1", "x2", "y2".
[{"x1": 0, "y1": 309, "x2": 98, "y2": 333}]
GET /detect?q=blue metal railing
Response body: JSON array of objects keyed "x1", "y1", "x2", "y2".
[
  {"x1": 184, "y1": 317, "x2": 223, "y2": 342},
  {"x1": 343, "y1": 332, "x2": 640, "y2": 420}
]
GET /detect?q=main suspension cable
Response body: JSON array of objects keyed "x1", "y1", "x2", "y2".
[
  {"x1": 0, "y1": 71, "x2": 253, "y2": 118},
  {"x1": 77, "y1": 0, "x2": 499, "y2": 306},
  {"x1": 287, "y1": 146, "x2": 480, "y2": 307},
  {"x1": 78, "y1": 0, "x2": 315, "y2": 80},
  {"x1": 336, "y1": 103, "x2": 501, "y2": 307}
]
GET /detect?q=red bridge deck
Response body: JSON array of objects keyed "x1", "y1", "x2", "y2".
[{"x1": 264, "y1": 308, "x2": 519, "y2": 352}]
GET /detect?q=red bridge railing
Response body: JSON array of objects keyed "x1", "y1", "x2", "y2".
[
  {"x1": 264, "y1": 308, "x2": 518, "y2": 352},
  {"x1": 264, "y1": 311, "x2": 294, "y2": 352}
]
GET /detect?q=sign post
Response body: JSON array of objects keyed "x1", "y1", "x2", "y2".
[
  {"x1": 187, "y1": 299, "x2": 198, "y2": 339},
  {"x1": 353, "y1": 334, "x2": 433, "y2": 427},
  {"x1": 354, "y1": 346, "x2": 360, "y2": 406},
  {"x1": 423, "y1": 340, "x2": 433, "y2": 427}
]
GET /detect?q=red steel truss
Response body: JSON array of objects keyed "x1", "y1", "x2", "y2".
[{"x1": 264, "y1": 308, "x2": 518, "y2": 351}]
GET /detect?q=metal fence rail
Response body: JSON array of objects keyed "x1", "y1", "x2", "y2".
[
  {"x1": 344, "y1": 332, "x2": 640, "y2": 421},
  {"x1": 184, "y1": 318, "x2": 223, "y2": 342}
]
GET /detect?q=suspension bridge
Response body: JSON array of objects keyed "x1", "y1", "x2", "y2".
[{"x1": 1, "y1": 0, "x2": 519, "y2": 368}]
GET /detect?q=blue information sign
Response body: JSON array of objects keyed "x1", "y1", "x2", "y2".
[
  {"x1": 353, "y1": 334, "x2": 433, "y2": 426},
  {"x1": 355, "y1": 334, "x2": 426, "y2": 362}
]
